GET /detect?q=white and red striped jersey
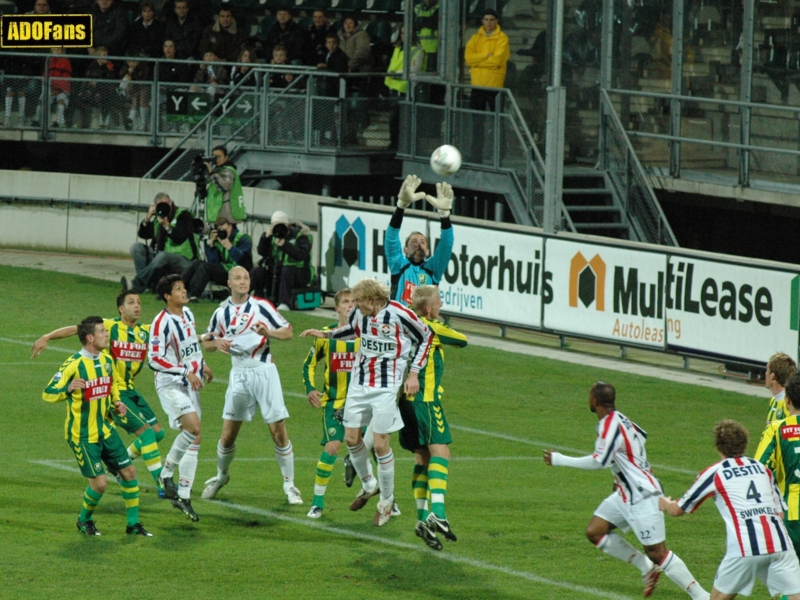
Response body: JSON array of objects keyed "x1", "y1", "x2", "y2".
[
  {"x1": 330, "y1": 300, "x2": 432, "y2": 388},
  {"x1": 148, "y1": 306, "x2": 204, "y2": 390},
  {"x1": 206, "y1": 296, "x2": 290, "y2": 368},
  {"x1": 678, "y1": 457, "x2": 791, "y2": 558},
  {"x1": 593, "y1": 410, "x2": 663, "y2": 505}
]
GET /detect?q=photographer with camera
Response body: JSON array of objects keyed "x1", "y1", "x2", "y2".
[
  {"x1": 127, "y1": 192, "x2": 200, "y2": 294},
  {"x1": 181, "y1": 216, "x2": 253, "y2": 300},
  {"x1": 204, "y1": 145, "x2": 246, "y2": 225},
  {"x1": 250, "y1": 210, "x2": 312, "y2": 311}
]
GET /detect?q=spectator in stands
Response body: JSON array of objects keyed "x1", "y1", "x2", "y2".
[
  {"x1": 204, "y1": 145, "x2": 246, "y2": 225},
  {"x1": 181, "y1": 215, "x2": 253, "y2": 301},
  {"x1": 128, "y1": 192, "x2": 200, "y2": 293},
  {"x1": 338, "y1": 14, "x2": 372, "y2": 74},
  {"x1": 262, "y1": 7, "x2": 306, "y2": 65},
  {"x1": 385, "y1": 27, "x2": 425, "y2": 149},
  {"x1": 91, "y1": 0, "x2": 129, "y2": 57},
  {"x1": 164, "y1": 0, "x2": 203, "y2": 59},
  {"x1": 305, "y1": 8, "x2": 335, "y2": 67},
  {"x1": 74, "y1": 46, "x2": 116, "y2": 129},
  {"x1": 269, "y1": 44, "x2": 295, "y2": 88},
  {"x1": 413, "y1": 0, "x2": 439, "y2": 72},
  {"x1": 251, "y1": 210, "x2": 312, "y2": 310},
  {"x1": 158, "y1": 39, "x2": 192, "y2": 83},
  {"x1": 118, "y1": 50, "x2": 152, "y2": 131},
  {"x1": 199, "y1": 6, "x2": 246, "y2": 63},
  {"x1": 3, "y1": 0, "x2": 50, "y2": 127},
  {"x1": 128, "y1": 0, "x2": 164, "y2": 58},
  {"x1": 231, "y1": 47, "x2": 261, "y2": 88},
  {"x1": 32, "y1": 46, "x2": 72, "y2": 128},
  {"x1": 161, "y1": 0, "x2": 213, "y2": 27},
  {"x1": 191, "y1": 51, "x2": 230, "y2": 104},
  {"x1": 464, "y1": 8, "x2": 509, "y2": 112}
]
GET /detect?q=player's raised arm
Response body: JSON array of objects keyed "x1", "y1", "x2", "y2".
[{"x1": 31, "y1": 325, "x2": 78, "y2": 358}]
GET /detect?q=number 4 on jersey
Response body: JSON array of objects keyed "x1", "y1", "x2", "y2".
[{"x1": 746, "y1": 480, "x2": 762, "y2": 503}]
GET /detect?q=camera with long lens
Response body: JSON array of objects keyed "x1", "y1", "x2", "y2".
[
  {"x1": 271, "y1": 223, "x2": 289, "y2": 240},
  {"x1": 212, "y1": 228, "x2": 228, "y2": 241},
  {"x1": 191, "y1": 153, "x2": 214, "y2": 199},
  {"x1": 155, "y1": 201, "x2": 172, "y2": 218}
]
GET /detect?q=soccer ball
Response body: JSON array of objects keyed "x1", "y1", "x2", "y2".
[{"x1": 430, "y1": 145, "x2": 462, "y2": 177}]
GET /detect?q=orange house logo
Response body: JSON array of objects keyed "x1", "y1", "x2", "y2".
[{"x1": 569, "y1": 252, "x2": 606, "y2": 310}]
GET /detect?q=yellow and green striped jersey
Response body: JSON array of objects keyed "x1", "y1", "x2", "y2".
[
  {"x1": 302, "y1": 324, "x2": 359, "y2": 409},
  {"x1": 43, "y1": 349, "x2": 120, "y2": 443},
  {"x1": 406, "y1": 317, "x2": 467, "y2": 403},
  {"x1": 755, "y1": 414, "x2": 800, "y2": 522},
  {"x1": 766, "y1": 394, "x2": 787, "y2": 425},
  {"x1": 104, "y1": 318, "x2": 150, "y2": 392}
]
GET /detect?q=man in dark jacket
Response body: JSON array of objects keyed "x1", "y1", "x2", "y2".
[
  {"x1": 182, "y1": 216, "x2": 252, "y2": 300},
  {"x1": 304, "y1": 8, "x2": 335, "y2": 66},
  {"x1": 91, "y1": 0, "x2": 129, "y2": 56},
  {"x1": 262, "y1": 6, "x2": 305, "y2": 64},
  {"x1": 198, "y1": 6, "x2": 246, "y2": 62},
  {"x1": 164, "y1": 0, "x2": 203, "y2": 59}
]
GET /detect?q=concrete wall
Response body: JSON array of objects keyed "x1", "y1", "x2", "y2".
[{"x1": 0, "y1": 170, "x2": 326, "y2": 264}]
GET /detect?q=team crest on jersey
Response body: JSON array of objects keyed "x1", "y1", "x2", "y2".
[
  {"x1": 150, "y1": 336, "x2": 160, "y2": 348},
  {"x1": 419, "y1": 274, "x2": 428, "y2": 284},
  {"x1": 52, "y1": 372, "x2": 62, "y2": 382},
  {"x1": 95, "y1": 462, "x2": 102, "y2": 471},
  {"x1": 379, "y1": 324, "x2": 392, "y2": 337},
  {"x1": 328, "y1": 427, "x2": 337, "y2": 436}
]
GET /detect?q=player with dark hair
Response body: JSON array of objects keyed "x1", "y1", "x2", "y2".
[
  {"x1": 544, "y1": 382, "x2": 709, "y2": 599},
  {"x1": 33, "y1": 290, "x2": 165, "y2": 493},
  {"x1": 662, "y1": 420, "x2": 800, "y2": 600},
  {"x1": 148, "y1": 274, "x2": 212, "y2": 521},
  {"x1": 765, "y1": 352, "x2": 797, "y2": 425},
  {"x1": 43, "y1": 316, "x2": 151, "y2": 537},
  {"x1": 302, "y1": 288, "x2": 359, "y2": 518},
  {"x1": 400, "y1": 284, "x2": 467, "y2": 550}
]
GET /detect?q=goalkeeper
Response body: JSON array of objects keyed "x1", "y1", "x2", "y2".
[{"x1": 386, "y1": 175, "x2": 455, "y2": 305}]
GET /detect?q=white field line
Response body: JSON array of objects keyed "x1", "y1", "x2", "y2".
[
  {"x1": 0, "y1": 336, "x2": 75, "y2": 354},
  {"x1": 28, "y1": 459, "x2": 633, "y2": 600},
  {"x1": 34, "y1": 456, "x2": 541, "y2": 465}
]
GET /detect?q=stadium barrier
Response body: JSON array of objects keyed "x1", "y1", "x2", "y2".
[{"x1": 319, "y1": 200, "x2": 800, "y2": 368}]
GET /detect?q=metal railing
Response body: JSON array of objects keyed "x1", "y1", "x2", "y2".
[
  {"x1": 398, "y1": 80, "x2": 551, "y2": 228},
  {"x1": 600, "y1": 89, "x2": 678, "y2": 246}
]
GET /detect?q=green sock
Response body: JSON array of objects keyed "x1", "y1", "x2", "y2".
[
  {"x1": 428, "y1": 456, "x2": 449, "y2": 519},
  {"x1": 119, "y1": 478, "x2": 140, "y2": 527},
  {"x1": 135, "y1": 428, "x2": 163, "y2": 485},
  {"x1": 153, "y1": 427, "x2": 165, "y2": 443},
  {"x1": 412, "y1": 464, "x2": 429, "y2": 521},
  {"x1": 312, "y1": 451, "x2": 337, "y2": 509},
  {"x1": 79, "y1": 487, "x2": 103, "y2": 522}
]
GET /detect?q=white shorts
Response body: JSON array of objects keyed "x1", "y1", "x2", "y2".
[
  {"x1": 342, "y1": 382, "x2": 404, "y2": 435},
  {"x1": 594, "y1": 492, "x2": 666, "y2": 546},
  {"x1": 222, "y1": 363, "x2": 289, "y2": 424},
  {"x1": 157, "y1": 384, "x2": 201, "y2": 431},
  {"x1": 714, "y1": 550, "x2": 800, "y2": 596}
]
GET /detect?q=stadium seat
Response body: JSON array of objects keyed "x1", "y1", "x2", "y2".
[
  {"x1": 365, "y1": 0, "x2": 403, "y2": 12},
  {"x1": 296, "y1": 16, "x2": 313, "y2": 31},
  {"x1": 365, "y1": 19, "x2": 393, "y2": 46},
  {"x1": 330, "y1": 0, "x2": 366, "y2": 11},
  {"x1": 256, "y1": 15, "x2": 277, "y2": 42}
]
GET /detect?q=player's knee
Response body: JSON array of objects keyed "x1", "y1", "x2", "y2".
[
  {"x1": 325, "y1": 441, "x2": 340, "y2": 456},
  {"x1": 643, "y1": 544, "x2": 668, "y2": 564},
  {"x1": 119, "y1": 465, "x2": 137, "y2": 482},
  {"x1": 585, "y1": 526, "x2": 604, "y2": 545},
  {"x1": 94, "y1": 478, "x2": 108, "y2": 494}
]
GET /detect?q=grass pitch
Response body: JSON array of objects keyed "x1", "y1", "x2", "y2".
[{"x1": 0, "y1": 265, "x2": 771, "y2": 599}]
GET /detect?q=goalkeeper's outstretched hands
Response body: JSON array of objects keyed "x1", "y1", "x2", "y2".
[
  {"x1": 397, "y1": 175, "x2": 426, "y2": 209},
  {"x1": 425, "y1": 182, "x2": 453, "y2": 218}
]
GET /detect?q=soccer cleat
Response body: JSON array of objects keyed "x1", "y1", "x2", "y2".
[
  {"x1": 171, "y1": 497, "x2": 200, "y2": 522},
  {"x1": 374, "y1": 496, "x2": 394, "y2": 527},
  {"x1": 159, "y1": 474, "x2": 178, "y2": 500},
  {"x1": 285, "y1": 486, "x2": 303, "y2": 505},
  {"x1": 427, "y1": 513, "x2": 457, "y2": 542},
  {"x1": 415, "y1": 520, "x2": 443, "y2": 550},
  {"x1": 306, "y1": 505, "x2": 323, "y2": 519},
  {"x1": 126, "y1": 523, "x2": 153, "y2": 537},
  {"x1": 76, "y1": 518, "x2": 101, "y2": 536},
  {"x1": 343, "y1": 455, "x2": 356, "y2": 488},
  {"x1": 391, "y1": 502, "x2": 401, "y2": 517},
  {"x1": 201, "y1": 473, "x2": 230, "y2": 499},
  {"x1": 642, "y1": 565, "x2": 662, "y2": 598},
  {"x1": 350, "y1": 483, "x2": 379, "y2": 511}
]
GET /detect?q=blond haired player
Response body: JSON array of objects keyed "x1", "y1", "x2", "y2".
[{"x1": 765, "y1": 352, "x2": 797, "y2": 425}]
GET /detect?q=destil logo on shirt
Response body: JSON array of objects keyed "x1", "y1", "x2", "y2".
[{"x1": 82, "y1": 376, "x2": 112, "y2": 402}]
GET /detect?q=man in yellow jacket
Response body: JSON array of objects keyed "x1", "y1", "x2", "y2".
[{"x1": 464, "y1": 8, "x2": 509, "y2": 112}]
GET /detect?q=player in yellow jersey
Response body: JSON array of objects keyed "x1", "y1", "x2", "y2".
[
  {"x1": 302, "y1": 288, "x2": 359, "y2": 518},
  {"x1": 764, "y1": 352, "x2": 797, "y2": 425},
  {"x1": 399, "y1": 285, "x2": 467, "y2": 550},
  {"x1": 43, "y1": 316, "x2": 152, "y2": 537},
  {"x1": 33, "y1": 291, "x2": 165, "y2": 493},
  {"x1": 756, "y1": 374, "x2": 800, "y2": 584}
]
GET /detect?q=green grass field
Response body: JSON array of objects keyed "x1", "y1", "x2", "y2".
[{"x1": 0, "y1": 265, "x2": 775, "y2": 600}]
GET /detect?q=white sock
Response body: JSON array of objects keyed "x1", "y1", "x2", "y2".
[
  {"x1": 375, "y1": 450, "x2": 395, "y2": 503},
  {"x1": 275, "y1": 441, "x2": 295, "y2": 487},
  {"x1": 18, "y1": 96, "x2": 25, "y2": 119},
  {"x1": 597, "y1": 533, "x2": 654, "y2": 575},
  {"x1": 139, "y1": 107, "x2": 150, "y2": 126},
  {"x1": 177, "y1": 443, "x2": 200, "y2": 499},
  {"x1": 56, "y1": 102, "x2": 65, "y2": 123},
  {"x1": 128, "y1": 108, "x2": 137, "y2": 121},
  {"x1": 217, "y1": 441, "x2": 236, "y2": 477},
  {"x1": 162, "y1": 430, "x2": 195, "y2": 477},
  {"x1": 661, "y1": 551, "x2": 709, "y2": 599},
  {"x1": 5, "y1": 95, "x2": 13, "y2": 119},
  {"x1": 347, "y1": 441, "x2": 375, "y2": 489}
]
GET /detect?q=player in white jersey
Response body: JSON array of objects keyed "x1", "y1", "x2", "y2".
[
  {"x1": 199, "y1": 267, "x2": 302, "y2": 505},
  {"x1": 148, "y1": 274, "x2": 212, "y2": 522},
  {"x1": 660, "y1": 419, "x2": 800, "y2": 600},
  {"x1": 544, "y1": 382, "x2": 710, "y2": 600},
  {"x1": 301, "y1": 278, "x2": 432, "y2": 527}
]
